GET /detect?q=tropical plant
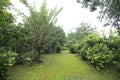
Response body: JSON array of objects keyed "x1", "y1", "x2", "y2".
[{"x1": 20, "y1": 0, "x2": 64, "y2": 62}]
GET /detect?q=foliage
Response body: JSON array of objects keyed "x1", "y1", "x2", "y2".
[
  {"x1": 79, "y1": 33, "x2": 99, "y2": 60},
  {"x1": 68, "y1": 24, "x2": 120, "y2": 70},
  {"x1": 115, "y1": 62, "x2": 120, "y2": 72},
  {"x1": 61, "y1": 47, "x2": 68, "y2": 50},
  {"x1": 19, "y1": 0, "x2": 66, "y2": 62},
  {"x1": 69, "y1": 43, "x2": 79, "y2": 53},
  {"x1": 78, "y1": 0, "x2": 120, "y2": 33},
  {"x1": 0, "y1": 0, "x2": 19, "y2": 79},
  {"x1": 0, "y1": 48, "x2": 17, "y2": 80},
  {"x1": 79, "y1": 31, "x2": 120, "y2": 70},
  {"x1": 67, "y1": 32, "x2": 77, "y2": 44},
  {"x1": 55, "y1": 44, "x2": 61, "y2": 53},
  {"x1": 15, "y1": 51, "x2": 34, "y2": 65},
  {"x1": 85, "y1": 43, "x2": 114, "y2": 70},
  {"x1": 46, "y1": 26, "x2": 66, "y2": 53},
  {"x1": 0, "y1": 0, "x2": 65, "y2": 79},
  {"x1": 67, "y1": 22, "x2": 95, "y2": 44},
  {"x1": 75, "y1": 23, "x2": 95, "y2": 41},
  {"x1": 0, "y1": 0, "x2": 14, "y2": 50},
  {"x1": 67, "y1": 23, "x2": 95, "y2": 54}
]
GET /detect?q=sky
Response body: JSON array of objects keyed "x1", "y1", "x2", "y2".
[{"x1": 10, "y1": 0, "x2": 111, "y2": 34}]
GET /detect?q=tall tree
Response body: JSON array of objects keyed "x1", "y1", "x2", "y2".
[
  {"x1": 46, "y1": 26, "x2": 66, "y2": 53},
  {"x1": 75, "y1": 23, "x2": 95, "y2": 41},
  {"x1": 20, "y1": 0, "x2": 63, "y2": 62},
  {"x1": 67, "y1": 23, "x2": 95, "y2": 43}
]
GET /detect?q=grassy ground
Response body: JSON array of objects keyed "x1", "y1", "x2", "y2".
[{"x1": 11, "y1": 50, "x2": 119, "y2": 80}]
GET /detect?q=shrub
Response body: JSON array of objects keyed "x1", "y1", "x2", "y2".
[
  {"x1": 55, "y1": 45, "x2": 61, "y2": 53},
  {"x1": 78, "y1": 33, "x2": 116, "y2": 70},
  {"x1": 85, "y1": 43, "x2": 114, "y2": 70},
  {"x1": 0, "y1": 48, "x2": 17, "y2": 80},
  {"x1": 79, "y1": 44, "x2": 89, "y2": 60},
  {"x1": 115, "y1": 62, "x2": 120, "y2": 72},
  {"x1": 69, "y1": 43, "x2": 79, "y2": 53},
  {"x1": 15, "y1": 55, "x2": 26, "y2": 65},
  {"x1": 78, "y1": 33, "x2": 99, "y2": 59},
  {"x1": 16, "y1": 51, "x2": 34, "y2": 65},
  {"x1": 61, "y1": 47, "x2": 68, "y2": 50},
  {"x1": 85, "y1": 33, "x2": 99, "y2": 47}
]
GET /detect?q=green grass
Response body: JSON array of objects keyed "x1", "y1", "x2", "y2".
[{"x1": 11, "y1": 50, "x2": 119, "y2": 80}]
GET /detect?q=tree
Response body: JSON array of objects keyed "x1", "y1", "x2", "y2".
[
  {"x1": 0, "y1": 0, "x2": 17, "y2": 79},
  {"x1": 77, "y1": 0, "x2": 120, "y2": 32},
  {"x1": 67, "y1": 23, "x2": 95, "y2": 43},
  {"x1": 0, "y1": 0, "x2": 15, "y2": 50},
  {"x1": 75, "y1": 23, "x2": 95, "y2": 41},
  {"x1": 67, "y1": 23, "x2": 95, "y2": 53},
  {"x1": 46, "y1": 26, "x2": 66, "y2": 53},
  {"x1": 20, "y1": 0, "x2": 63, "y2": 62}
]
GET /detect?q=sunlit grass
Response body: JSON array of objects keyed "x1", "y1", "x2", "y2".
[{"x1": 11, "y1": 50, "x2": 119, "y2": 80}]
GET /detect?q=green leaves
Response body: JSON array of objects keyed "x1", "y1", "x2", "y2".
[
  {"x1": 70, "y1": 43, "x2": 79, "y2": 53},
  {"x1": 20, "y1": 0, "x2": 65, "y2": 61},
  {"x1": 68, "y1": 24, "x2": 120, "y2": 70},
  {"x1": 0, "y1": 0, "x2": 10, "y2": 9},
  {"x1": 0, "y1": 48, "x2": 17, "y2": 80},
  {"x1": 79, "y1": 0, "x2": 120, "y2": 30},
  {"x1": 85, "y1": 43, "x2": 114, "y2": 70},
  {"x1": 19, "y1": 0, "x2": 28, "y2": 7},
  {"x1": 78, "y1": 30, "x2": 120, "y2": 70}
]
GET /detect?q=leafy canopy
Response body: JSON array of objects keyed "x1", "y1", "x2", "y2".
[{"x1": 78, "y1": 0, "x2": 120, "y2": 30}]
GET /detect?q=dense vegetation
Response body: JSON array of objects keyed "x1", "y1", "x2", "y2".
[
  {"x1": 68, "y1": 23, "x2": 120, "y2": 70},
  {"x1": 0, "y1": 0, "x2": 120, "y2": 79},
  {"x1": 0, "y1": 0, "x2": 66, "y2": 79},
  {"x1": 0, "y1": 0, "x2": 17, "y2": 79}
]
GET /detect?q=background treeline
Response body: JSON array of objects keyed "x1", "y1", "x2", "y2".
[
  {"x1": 0, "y1": 0, "x2": 66, "y2": 79},
  {"x1": 67, "y1": 23, "x2": 120, "y2": 71}
]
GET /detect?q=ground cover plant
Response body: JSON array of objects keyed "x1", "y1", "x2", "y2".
[{"x1": 10, "y1": 50, "x2": 120, "y2": 80}]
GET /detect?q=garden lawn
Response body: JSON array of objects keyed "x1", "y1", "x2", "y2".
[{"x1": 11, "y1": 50, "x2": 119, "y2": 80}]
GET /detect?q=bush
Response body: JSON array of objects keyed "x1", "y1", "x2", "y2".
[
  {"x1": 115, "y1": 62, "x2": 120, "y2": 72},
  {"x1": 69, "y1": 43, "x2": 79, "y2": 53},
  {"x1": 61, "y1": 47, "x2": 68, "y2": 50},
  {"x1": 85, "y1": 33, "x2": 99, "y2": 47},
  {"x1": 15, "y1": 55, "x2": 25, "y2": 64},
  {"x1": 78, "y1": 33, "x2": 116, "y2": 70},
  {"x1": 78, "y1": 33, "x2": 99, "y2": 59},
  {"x1": 79, "y1": 44, "x2": 88, "y2": 60},
  {"x1": 15, "y1": 51, "x2": 34, "y2": 65},
  {"x1": 85, "y1": 43, "x2": 114, "y2": 70},
  {"x1": 0, "y1": 48, "x2": 17, "y2": 80},
  {"x1": 68, "y1": 29, "x2": 120, "y2": 71},
  {"x1": 55, "y1": 45, "x2": 61, "y2": 53}
]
